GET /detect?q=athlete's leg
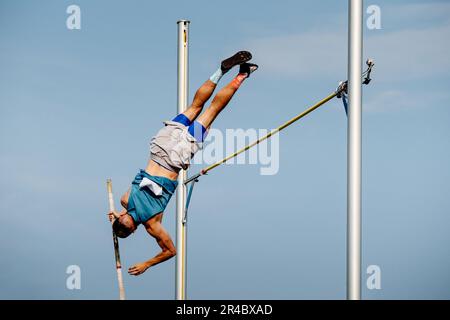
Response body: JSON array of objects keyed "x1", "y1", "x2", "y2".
[
  {"x1": 195, "y1": 63, "x2": 258, "y2": 129},
  {"x1": 182, "y1": 80, "x2": 217, "y2": 122},
  {"x1": 179, "y1": 51, "x2": 253, "y2": 123}
]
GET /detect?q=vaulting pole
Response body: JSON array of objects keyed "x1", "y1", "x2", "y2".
[
  {"x1": 106, "y1": 179, "x2": 126, "y2": 300},
  {"x1": 347, "y1": 0, "x2": 363, "y2": 300},
  {"x1": 175, "y1": 19, "x2": 189, "y2": 300}
]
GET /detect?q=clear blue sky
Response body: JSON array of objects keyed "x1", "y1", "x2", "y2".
[{"x1": 0, "y1": 0, "x2": 449, "y2": 299}]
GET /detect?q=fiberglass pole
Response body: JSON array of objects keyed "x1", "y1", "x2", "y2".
[
  {"x1": 347, "y1": 0, "x2": 363, "y2": 300},
  {"x1": 106, "y1": 179, "x2": 126, "y2": 300},
  {"x1": 176, "y1": 19, "x2": 189, "y2": 300}
]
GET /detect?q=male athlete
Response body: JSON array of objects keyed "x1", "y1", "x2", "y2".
[{"x1": 108, "y1": 51, "x2": 258, "y2": 276}]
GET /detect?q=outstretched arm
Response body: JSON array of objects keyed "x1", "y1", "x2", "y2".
[{"x1": 128, "y1": 213, "x2": 176, "y2": 276}]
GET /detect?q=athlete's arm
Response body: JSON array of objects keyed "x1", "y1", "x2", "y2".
[{"x1": 128, "y1": 214, "x2": 176, "y2": 276}]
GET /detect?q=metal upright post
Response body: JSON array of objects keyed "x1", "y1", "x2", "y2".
[
  {"x1": 347, "y1": 0, "x2": 363, "y2": 300},
  {"x1": 175, "y1": 19, "x2": 190, "y2": 300}
]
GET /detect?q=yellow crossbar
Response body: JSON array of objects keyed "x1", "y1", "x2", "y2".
[{"x1": 185, "y1": 91, "x2": 338, "y2": 184}]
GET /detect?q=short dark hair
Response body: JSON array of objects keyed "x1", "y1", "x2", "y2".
[{"x1": 113, "y1": 218, "x2": 134, "y2": 238}]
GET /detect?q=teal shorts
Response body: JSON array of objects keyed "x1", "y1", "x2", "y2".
[{"x1": 127, "y1": 170, "x2": 178, "y2": 224}]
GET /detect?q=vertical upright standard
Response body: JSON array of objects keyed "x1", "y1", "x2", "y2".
[
  {"x1": 106, "y1": 179, "x2": 126, "y2": 300},
  {"x1": 175, "y1": 19, "x2": 190, "y2": 300},
  {"x1": 347, "y1": 0, "x2": 363, "y2": 300}
]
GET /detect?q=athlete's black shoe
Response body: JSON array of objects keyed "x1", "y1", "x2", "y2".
[
  {"x1": 221, "y1": 51, "x2": 252, "y2": 73},
  {"x1": 239, "y1": 63, "x2": 259, "y2": 77}
]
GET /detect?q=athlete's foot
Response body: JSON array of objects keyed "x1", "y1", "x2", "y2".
[
  {"x1": 221, "y1": 51, "x2": 252, "y2": 74},
  {"x1": 239, "y1": 63, "x2": 259, "y2": 78}
]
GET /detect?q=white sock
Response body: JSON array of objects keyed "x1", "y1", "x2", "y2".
[{"x1": 209, "y1": 67, "x2": 223, "y2": 84}]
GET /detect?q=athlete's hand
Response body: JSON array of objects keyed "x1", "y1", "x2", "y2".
[
  {"x1": 108, "y1": 210, "x2": 121, "y2": 222},
  {"x1": 128, "y1": 262, "x2": 150, "y2": 276}
]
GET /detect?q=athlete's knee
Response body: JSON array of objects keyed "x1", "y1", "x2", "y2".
[{"x1": 188, "y1": 103, "x2": 204, "y2": 113}]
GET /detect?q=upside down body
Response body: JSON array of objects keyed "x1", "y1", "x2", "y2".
[{"x1": 108, "y1": 51, "x2": 258, "y2": 276}]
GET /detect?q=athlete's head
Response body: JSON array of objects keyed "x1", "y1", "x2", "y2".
[{"x1": 112, "y1": 213, "x2": 137, "y2": 238}]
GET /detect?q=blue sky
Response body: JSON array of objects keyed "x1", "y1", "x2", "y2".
[{"x1": 0, "y1": 0, "x2": 449, "y2": 299}]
